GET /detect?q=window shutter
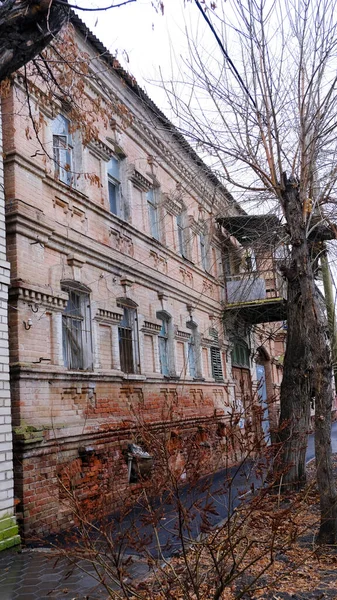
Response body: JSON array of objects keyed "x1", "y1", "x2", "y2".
[{"x1": 211, "y1": 347, "x2": 224, "y2": 382}]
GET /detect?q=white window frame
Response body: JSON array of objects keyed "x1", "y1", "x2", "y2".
[
  {"x1": 107, "y1": 157, "x2": 122, "y2": 217},
  {"x1": 53, "y1": 115, "x2": 74, "y2": 186}
]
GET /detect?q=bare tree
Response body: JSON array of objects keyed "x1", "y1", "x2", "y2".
[
  {"x1": 0, "y1": 0, "x2": 144, "y2": 85},
  {"x1": 162, "y1": 0, "x2": 337, "y2": 543}
]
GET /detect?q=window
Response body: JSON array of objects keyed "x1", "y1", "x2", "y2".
[
  {"x1": 186, "y1": 320, "x2": 200, "y2": 378},
  {"x1": 199, "y1": 232, "x2": 208, "y2": 271},
  {"x1": 62, "y1": 283, "x2": 93, "y2": 370},
  {"x1": 188, "y1": 334, "x2": 196, "y2": 378},
  {"x1": 211, "y1": 347, "x2": 224, "y2": 382},
  {"x1": 53, "y1": 115, "x2": 73, "y2": 186},
  {"x1": 231, "y1": 341, "x2": 250, "y2": 368},
  {"x1": 147, "y1": 189, "x2": 160, "y2": 240},
  {"x1": 108, "y1": 157, "x2": 121, "y2": 216},
  {"x1": 176, "y1": 213, "x2": 185, "y2": 257},
  {"x1": 117, "y1": 300, "x2": 140, "y2": 374}
]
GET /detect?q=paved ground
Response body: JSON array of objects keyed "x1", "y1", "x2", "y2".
[{"x1": 1, "y1": 425, "x2": 336, "y2": 600}]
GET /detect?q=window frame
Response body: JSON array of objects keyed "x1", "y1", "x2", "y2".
[
  {"x1": 186, "y1": 319, "x2": 201, "y2": 379},
  {"x1": 107, "y1": 156, "x2": 121, "y2": 216},
  {"x1": 147, "y1": 188, "x2": 160, "y2": 240},
  {"x1": 199, "y1": 232, "x2": 209, "y2": 271},
  {"x1": 210, "y1": 347, "x2": 224, "y2": 382},
  {"x1": 176, "y1": 212, "x2": 186, "y2": 257},
  {"x1": 61, "y1": 281, "x2": 93, "y2": 371},
  {"x1": 117, "y1": 299, "x2": 140, "y2": 374},
  {"x1": 157, "y1": 310, "x2": 174, "y2": 377},
  {"x1": 53, "y1": 114, "x2": 74, "y2": 187}
]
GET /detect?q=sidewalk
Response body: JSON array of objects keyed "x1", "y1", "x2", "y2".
[{"x1": 0, "y1": 546, "x2": 151, "y2": 600}]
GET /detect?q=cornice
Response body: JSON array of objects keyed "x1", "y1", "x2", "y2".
[
  {"x1": 175, "y1": 329, "x2": 191, "y2": 342},
  {"x1": 95, "y1": 307, "x2": 123, "y2": 324},
  {"x1": 163, "y1": 193, "x2": 184, "y2": 216},
  {"x1": 86, "y1": 139, "x2": 112, "y2": 162},
  {"x1": 9, "y1": 282, "x2": 68, "y2": 311},
  {"x1": 141, "y1": 321, "x2": 162, "y2": 335},
  {"x1": 127, "y1": 164, "x2": 152, "y2": 192},
  {"x1": 6, "y1": 201, "x2": 224, "y2": 315}
]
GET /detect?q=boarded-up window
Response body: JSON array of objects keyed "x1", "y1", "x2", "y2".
[
  {"x1": 202, "y1": 347, "x2": 210, "y2": 378},
  {"x1": 99, "y1": 325, "x2": 112, "y2": 369},
  {"x1": 144, "y1": 334, "x2": 155, "y2": 372}
]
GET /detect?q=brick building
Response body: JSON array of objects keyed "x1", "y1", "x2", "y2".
[
  {"x1": 0, "y1": 111, "x2": 20, "y2": 550},
  {"x1": 1, "y1": 16, "x2": 285, "y2": 539}
]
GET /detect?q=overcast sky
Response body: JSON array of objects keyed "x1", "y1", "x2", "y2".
[{"x1": 75, "y1": 0, "x2": 211, "y2": 117}]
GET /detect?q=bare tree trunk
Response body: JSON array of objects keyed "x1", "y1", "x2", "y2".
[
  {"x1": 277, "y1": 176, "x2": 313, "y2": 488},
  {"x1": 278, "y1": 176, "x2": 337, "y2": 544},
  {"x1": 0, "y1": 0, "x2": 70, "y2": 83},
  {"x1": 314, "y1": 330, "x2": 337, "y2": 543}
]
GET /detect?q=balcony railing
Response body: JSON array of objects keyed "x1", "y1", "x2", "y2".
[{"x1": 224, "y1": 268, "x2": 287, "y2": 324}]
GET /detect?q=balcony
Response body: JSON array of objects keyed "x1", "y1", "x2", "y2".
[
  {"x1": 224, "y1": 270, "x2": 287, "y2": 324},
  {"x1": 218, "y1": 214, "x2": 287, "y2": 324}
]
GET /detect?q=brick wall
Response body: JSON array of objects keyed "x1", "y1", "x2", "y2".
[{"x1": 0, "y1": 108, "x2": 20, "y2": 549}]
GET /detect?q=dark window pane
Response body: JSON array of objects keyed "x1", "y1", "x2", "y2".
[{"x1": 211, "y1": 347, "x2": 224, "y2": 382}]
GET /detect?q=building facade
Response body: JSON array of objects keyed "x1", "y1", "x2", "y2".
[{"x1": 2, "y1": 17, "x2": 284, "y2": 539}]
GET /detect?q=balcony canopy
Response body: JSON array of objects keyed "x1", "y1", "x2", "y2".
[{"x1": 218, "y1": 215, "x2": 283, "y2": 244}]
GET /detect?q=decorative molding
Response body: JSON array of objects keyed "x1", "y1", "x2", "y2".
[
  {"x1": 86, "y1": 139, "x2": 113, "y2": 162},
  {"x1": 201, "y1": 337, "x2": 216, "y2": 348},
  {"x1": 189, "y1": 215, "x2": 206, "y2": 235},
  {"x1": 163, "y1": 193, "x2": 184, "y2": 216},
  {"x1": 175, "y1": 329, "x2": 191, "y2": 341},
  {"x1": 109, "y1": 228, "x2": 134, "y2": 257},
  {"x1": 53, "y1": 197, "x2": 87, "y2": 223},
  {"x1": 141, "y1": 321, "x2": 162, "y2": 335},
  {"x1": 202, "y1": 279, "x2": 214, "y2": 298},
  {"x1": 67, "y1": 253, "x2": 86, "y2": 268},
  {"x1": 149, "y1": 250, "x2": 168, "y2": 275},
  {"x1": 95, "y1": 307, "x2": 123, "y2": 324},
  {"x1": 179, "y1": 267, "x2": 194, "y2": 288},
  {"x1": 9, "y1": 283, "x2": 68, "y2": 312},
  {"x1": 127, "y1": 165, "x2": 152, "y2": 192}
]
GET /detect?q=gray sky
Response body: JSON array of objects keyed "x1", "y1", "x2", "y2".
[{"x1": 75, "y1": 0, "x2": 209, "y2": 116}]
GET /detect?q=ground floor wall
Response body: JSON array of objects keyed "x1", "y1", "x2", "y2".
[{"x1": 12, "y1": 371, "x2": 252, "y2": 539}]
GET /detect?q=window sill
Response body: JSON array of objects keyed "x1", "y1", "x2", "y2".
[{"x1": 122, "y1": 374, "x2": 146, "y2": 381}]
